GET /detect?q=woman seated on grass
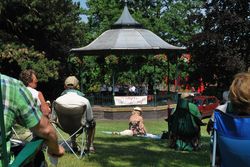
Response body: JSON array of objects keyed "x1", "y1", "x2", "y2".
[{"x1": 113, "y1": 107, "x2": 147, "y2": 136}]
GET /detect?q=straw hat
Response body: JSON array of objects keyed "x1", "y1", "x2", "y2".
[{"x1": 133, "y1": 107, "x2": 142, "y2": 112}]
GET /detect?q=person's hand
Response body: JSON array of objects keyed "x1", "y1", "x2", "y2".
[
  {"x1": 206, "y1": 119, "x2": 214, "y2": 134},
  {"x1": 47, "y1": 145, "x2": 65, "y2": 158},
  {"x1": 46, "y1": 100, "x2": 51, "y2": 107}
]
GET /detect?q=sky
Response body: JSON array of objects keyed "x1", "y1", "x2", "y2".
[
  {"x1": 74, "y1": 0, "x2": 87, "y2": 9},
  {"x1": 72, "y1": 0, "x2": 88, "y2": 22}
]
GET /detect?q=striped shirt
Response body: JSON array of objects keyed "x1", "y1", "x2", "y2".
[{"x1": 0, "y1": 74, "x2": 42, "y2": 166}]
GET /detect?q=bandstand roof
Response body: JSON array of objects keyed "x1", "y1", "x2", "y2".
[{"x1": 70, "y1": 2, "x2": 186, "y2": 55}]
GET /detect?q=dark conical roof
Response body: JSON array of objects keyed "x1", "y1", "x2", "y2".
[
  {"x1": 70, "y1": 28, "x2": 185, "y2": 55},
  {"x1": 112, "y1": 3, "x2": 142, "y2": 29},
  {"x1": 70, "y1": 2, "x2": 186, "y2": 55}
]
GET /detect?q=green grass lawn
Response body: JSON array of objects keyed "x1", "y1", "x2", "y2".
[{"x1": 45, "y1": 118, "x2": 211, "y2": 167}]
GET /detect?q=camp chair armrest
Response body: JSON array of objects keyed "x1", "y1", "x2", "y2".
[{"x1": 10, "y1": 139, "x2": 44, "y2": 167}]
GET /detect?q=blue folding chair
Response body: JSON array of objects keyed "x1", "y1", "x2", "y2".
[{"x1": 212, "y1": 111, "x2": 250, "y2": 167}]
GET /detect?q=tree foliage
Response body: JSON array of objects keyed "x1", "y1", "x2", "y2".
[
  {"x1": 190, "y1": 0, "x2": 250, "y2": 86},
  {"x1": 2, "y1": 0, "x2": 247, "y2": 97},
  {"x1": 0, "y1": 0, "x2": 86, "y2": 80},
  {"x1": 0, "y1": 39, "x2": 59, "y2": 81},
  {"x1": 83, "y1": 0, "x2": 123, "y2": 42}
]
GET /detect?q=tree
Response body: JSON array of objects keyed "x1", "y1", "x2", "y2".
[
  {"x1": 0, "y1": 0, "x2": 86, "y2": 80},
  {"x1": 84, "y1": 0, "x2": 123, "y2": 43},
  {"x1": 190, "y1": 0, "x2": 250, "y2": 87},
  {"x1": 160, "y1": 1, "x2": 204, "y2": 46},
  {"x1": 0, "y1": 39, "x2": 59, "y2": 80},
  {"x1": 0, "y1": 0, "x2": 89, "y2": 100}
]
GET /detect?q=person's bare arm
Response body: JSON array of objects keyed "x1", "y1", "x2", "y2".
[
  {"x1": 31, "y1": 115, "x2": 64, "y2": 157},
  {"x1": 139, "y1": 117, "x2": 147, "y2": 133},
  {"x1": 38, "y1": 91, "x2": 51, "y2": 117}
]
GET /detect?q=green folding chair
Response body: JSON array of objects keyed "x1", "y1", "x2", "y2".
[{"x1": 10, "y1": 139, "x2": 44, "y2": 167}]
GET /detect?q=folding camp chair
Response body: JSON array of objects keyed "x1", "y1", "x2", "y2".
[
  {"x1": 168, "y1": 98, "x2": 204, "y2": 151},
  {"x1": 212, "y1": 111, "x2": 250, "y2": 167},
  {"x1": 51, "y1": 100, "x2": 87, "y2": 159},
  {"x1": 10, "y1": 138, "x2": 45, "y2": 167}
]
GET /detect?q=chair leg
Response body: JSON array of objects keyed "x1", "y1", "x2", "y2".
[
  {"x1": 52, "y1": 124, "x2": 81, "y2": 159},
  {"x1": 71, "y1": 135, "x2": 78, "y2": 152},
  {"x1": 212, "y1": 131, "x2": 217, "y2": 167}
]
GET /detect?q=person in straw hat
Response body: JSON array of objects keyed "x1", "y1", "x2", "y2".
[
  {"x1": 129, "y1": 107, "x2": 147, "y2": 135},
  {"x1": 112, "y1": 107, "x2": 147, "y2": 136}
]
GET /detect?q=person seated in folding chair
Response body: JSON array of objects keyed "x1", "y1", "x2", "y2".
[
  {"x1": 167, "y1": 93, "x2": 206, "y2": 151},
  {"x1": 0, "y1": 74, "x2": 64, "y2": 167},
  {"x1": 53, "y1": 76, "x2": 96, "y2": 154},
  {"x1": 207, "y1": 72, "x2": 250, "y2": 134},
  {"x1": 17, "y1": 70, "x2": 52, "y2": 141},
  {"x1": 209, "y1": 72, "x2": 250, "y2": 166},
  {"x1": 19, "y1": 69, "x2": 51, "y2": 118}
]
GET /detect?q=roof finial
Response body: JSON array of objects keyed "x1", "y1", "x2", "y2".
[
  {"x1": 112, "y1": 0, "x2": 142, "y2": 29},
  {"x1": 124, "y1": 0, "x2": 127, "y2": 6}
]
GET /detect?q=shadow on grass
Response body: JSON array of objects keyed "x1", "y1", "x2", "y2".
[
  {"x1": 50, "y1": 119, "x2": 211, "y2": 167},
  {"x1": 85, "y1": 135, "x2": 211, "y2": 167}
]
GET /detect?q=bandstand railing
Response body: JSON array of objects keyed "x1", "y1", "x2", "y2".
[{"x1": 86, "y1": 91, "x2": 178, "y2": 107}]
